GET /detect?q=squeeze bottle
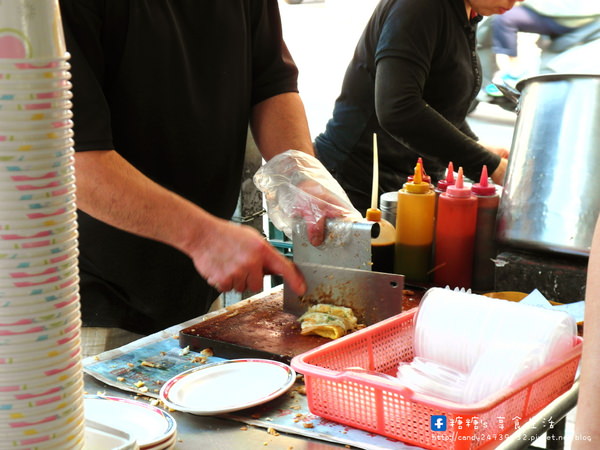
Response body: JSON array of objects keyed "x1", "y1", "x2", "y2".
[
  {"x1": 433, "y1": 161, "x2": 456, "y2": 220},
  {"x1": 368, "y1": 208, "x2": 396, "y2": 273},
  {"x1": 471, "y1": 165, "x2": 500, "y2": 291},
  {"x1": 407, "y1": 157, "x2": 432, "y2": 185},
  {"x1": 394, "y1": 162, "x2": 435, "y2": 282},
  {"x1": 435, "y1": 161, "x2": 455, "y2": 196},
  {"x1": 433, "y1": 167, "x2": 478, "y2": 289},
  {"x1": 368, "y1": 133, "x2": 396, "y2": 273}
]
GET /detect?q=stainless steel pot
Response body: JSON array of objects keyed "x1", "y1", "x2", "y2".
[{"x1": 496, "y1": 73, "x2": 600, "y2": 256}]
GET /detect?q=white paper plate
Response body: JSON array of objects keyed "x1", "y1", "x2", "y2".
[
  {"x1": 84, "y1": 395, "x2": 176, "y2": 448},
  {"x1": 159, "y1": 358, "x2": 296, "y2": 415}
]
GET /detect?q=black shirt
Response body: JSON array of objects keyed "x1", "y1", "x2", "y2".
[
  {"x1": 315, "y1": 0, "x2": 501, "y2": 213},
  {"x1": 60, "y1": 0, "x2": 299, "y2": 333}
]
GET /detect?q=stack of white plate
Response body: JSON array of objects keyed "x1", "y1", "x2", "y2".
[
  {"x1": 84, "y1": 396, "x2": 177, "y2": 450},
  {"x1": 0, "y1": 0, "x2": 84, "y2": 448}
]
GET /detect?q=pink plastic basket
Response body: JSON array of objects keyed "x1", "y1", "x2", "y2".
[{"x1": 291, "y1": 308, "x2": 582, "y2": 450}]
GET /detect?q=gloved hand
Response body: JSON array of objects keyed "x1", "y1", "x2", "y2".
[{"x1": 254, "y1": 150, "x2": 361, "y2": 246}]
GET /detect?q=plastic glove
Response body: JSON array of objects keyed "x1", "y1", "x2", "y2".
[{"x1": 254, "y1": 150, "x2": 362, "y2": 246}]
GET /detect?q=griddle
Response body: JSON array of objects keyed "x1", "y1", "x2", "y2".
[{"x1": 178, "y1": 287, "x2": 424, "y2": 364}]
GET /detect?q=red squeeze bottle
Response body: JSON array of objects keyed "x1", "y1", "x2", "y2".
[
  {"x1": 435, "y1": 161, "x2": 455, "y2": 196},
  {"x1": 407, "y1": 157, "x2": 432, "y2": 185},
  {"x1": 471, "y1": 165, "x2": 500, "y2": 291},
  {"x1": 433, "y1": 167, "x2": 478, "y2": 289}
]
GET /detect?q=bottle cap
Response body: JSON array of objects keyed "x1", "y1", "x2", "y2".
[
  {"x1": 366, "y1": 207, "x2": 382, "y2": 222},
  {"x1": 407, "y1": 157, "x2": 432, "y2": 184},
  {"x1": 471, "y1": 165, "x2": 497, "y2": 196},
  {"x1": 446, "y1": 167, "x2": 472, "y2": 198},
  {"x1": 403, "y1": 162, "x2": 431, "y2": 194},
  {"x1": 436, "y1": 161, "x2": 455, "y2": 192}
]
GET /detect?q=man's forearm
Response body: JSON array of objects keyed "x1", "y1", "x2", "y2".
[
  {"x1": 74, "y1": 150, "x2": 217, "y2": 257},
  {"x1": 250, "y1": 92, "x2": 314, "y2": 160}
]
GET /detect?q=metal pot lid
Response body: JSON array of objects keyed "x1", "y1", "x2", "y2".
[{"x1": 516, "y1": 72, "x2": 600, "y2": 92}]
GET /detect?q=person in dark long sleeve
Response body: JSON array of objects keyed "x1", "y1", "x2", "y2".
[{"x1": 315, "y1": 0, "x2": 512, "y2": 214}]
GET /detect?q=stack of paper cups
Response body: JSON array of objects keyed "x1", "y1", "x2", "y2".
[{"x1": 1, "y1": 0, "x2": 84, "y2": 448}]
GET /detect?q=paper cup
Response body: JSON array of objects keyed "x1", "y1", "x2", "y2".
[
  {"x1": 0, "y1": 351, "x2": 81, "y2": 387},
  {"x1": 0, "y1": 266, "x2": 78, "y2": 297},
  {"x1": 0, "y1": 90, "x2": 73, "y2": 107},
  {"x1": 0, "y1": 299, "x2": 79, "y2": 333},
  {"x1": 0, "y1": 151, "x2": 72, "y2": 170},
  {"x1": 0, "y1": 70, "x2": 71, "y2": 87},
  {"x1": 0, "y1": 54, "x2": 69, "y2": 70},
  {"x1": 0, "y1": 302, "x2": 80, "y2": 345},
  {"x1": 0, "y1": 262, "x2": 78, "y2": 292},
  {"x1": 0, "y1": 378, "x2": 83, "y2": 419},
  {"x1": 0, "y1": 109, "x2": 73, "y2": 131},
  {"x1": 0, "y1": 198, "x2": 76, "y2": 218},
  {"x1": 0, "y1": 84, "x2": 71, "y2": 101},
  {"x1": 0, "y1": 296, "x2": 79, "y2": 327},
  {"x1": 0, "y1": 202, "x2": 76, "y2": 224},
  {"x1": 0, "y1": 240, "x2": 77, "y2": 270},
  {"x1": 0, "y1": 59, "x2": 68, "y2": 72},
  {"x1": 0, "y1": 170, "x2": 74, "y2": 190},
  {"x1": 0, "y1": 235, "x2": 77, "y2": 267},
  {"x1": 0, "y1": 64, "x2": 70, "y2": 81},
  {"x1": 0, "y1": 134, "x2": 72, "y2": 152},
  {"x1": 0, "y1": 255, "x2": 77, "y2": 292},
  {"x1": 0, "y1": 335, "x2": 81, "y2": 372},
  {"x1": 0, "y1": 283, "x2": 78, "y2": 314},
  {"x1": 0, "y1": 0, "x2": 66, "y2": 60},
  {"x1": 0, "y1": 236, "x2": 78, "y2": 264},
  {"x1": 0, "y1": 163, "x2": 73, "y2": 181},
  {"x1": 0, "y1": 341, "x2": 81, "y2": 380},
  {"x1": 0, "y1": 399, "x2": 83, "y2": 437},
  {"x1": 0, "y1": 257, "x2": 77, "y2": 286},
  {"x1": 0, "y1": 294, "x2": 79, "y2": 325},
  {"x1": 0, "y1": 104, "x2": 72, "y2": 122},
  {"x1": 0, "y1": 367, "x2": 80, "y2": 401},
  {"x1": 0, "y1": 358, "x2": 82, "y2": 394},
  {"x1": 0, "y1": 123, "x2": 73, "y2": 142},
  {"x1": 0, "y1": 275, "x2": 79, "y2": 305},
  {"x1": 0, "y1": 407, "x2": 85, "y2": 450},
  {"x1": 0, "y1": 179, "x2": 74, "y2": 203},
  {"x1": 0, "y1": 398, "x2": 82, "y2": 435},
  {"x1": 0, "y1": 313, "x2": 81, "y2": 347},
  {"x1": 0, "y1": 221, "x2": 76, "y2": 242}
]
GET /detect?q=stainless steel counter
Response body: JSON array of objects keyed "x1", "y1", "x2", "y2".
[
  {"x1": 84, "y1": 374, "x2": 348, "y2": 450},
  {"x1": 81, "y1": 288, "x2": 580, "y2": 450},
  {"x1": 84, "y1": 372, "x2": 579, "y2": 450}
]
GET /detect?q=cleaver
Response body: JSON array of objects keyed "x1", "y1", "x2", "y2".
[
  {"x1": 283, "y1": 262, "x2": 404, "y2": 326},
  {"x1": 290, "y1": 218, "x2": 378, "y2": 271}
]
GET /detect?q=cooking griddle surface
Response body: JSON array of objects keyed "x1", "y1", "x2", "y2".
[
  {"x1": 179, "y1": 288, "x2": 424, "y2": 363},
  {"x1": 179, "y1": 290, "x2": 330, "y2": 363}
]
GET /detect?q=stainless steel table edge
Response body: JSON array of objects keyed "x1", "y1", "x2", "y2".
[{"x1": 495, "y1": 380, "x2": 579, "y2": 450}]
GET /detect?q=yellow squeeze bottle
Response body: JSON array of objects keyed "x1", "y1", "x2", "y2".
[{"x1": 394, "y1": 162, "x2": 436, "y2": 282}]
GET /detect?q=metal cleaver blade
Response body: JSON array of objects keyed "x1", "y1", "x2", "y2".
[{"x1": 283, "y1": 262, "x2": 405, "y2": 326}]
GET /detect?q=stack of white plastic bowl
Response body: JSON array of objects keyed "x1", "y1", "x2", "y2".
[
  {"x1": 411, "y1": 287, "x2": 577, "y2": 404},
  {"x1": 1, "y1": 0, "x2": 84, "y2": 448}
]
